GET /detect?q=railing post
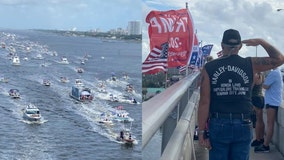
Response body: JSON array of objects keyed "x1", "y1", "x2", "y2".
[{"x1": 161, "y1": 103, "x2": 179, "y2": 153}]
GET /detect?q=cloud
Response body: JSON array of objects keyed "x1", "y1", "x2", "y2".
[
  {"x1": 142, "y1": 0, "x2": 284, "y2": 60},
  {"x1": 0, "y1": 0, "x2": 141, "y2": 31}
]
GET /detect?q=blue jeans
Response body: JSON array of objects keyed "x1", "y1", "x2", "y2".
[{"x1": 209, "y1": 118, "x2": 253, "y2": 160}]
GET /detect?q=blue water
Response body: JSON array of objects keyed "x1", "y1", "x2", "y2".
[{"x1": 0, "y1": 30, "x2": 142, "y2": 160}]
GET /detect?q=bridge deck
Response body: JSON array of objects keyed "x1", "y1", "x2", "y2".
[{"x1": 194, "y1": 139, "x2": 283, "y2": 160}]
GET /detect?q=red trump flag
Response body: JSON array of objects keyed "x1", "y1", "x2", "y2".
[{"x1": 146, "y1": 9, "x2": 194, "y2": 67}]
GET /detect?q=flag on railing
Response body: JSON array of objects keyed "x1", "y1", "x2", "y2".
[
  {"x1": 196, "y1": 47, "x2": 204, "y2": 67},
  {"x1": 201, "y1": 44, "x2": 213, "y2": 57},
  {"x1": 178, "y1": 65, "x2": 187, "y2": 73},
  {"x1": 142, "y1": 43, "x2": 168, "y2": 74},
  {"x1": 216, "y1": 50, "x2": 223, "y2": 57},
  {"x1": 189, "y1": 34, "x2": 199, "y2": 66},
  {"x1": 145, "y1": 8, "x2": 194, "y2": 67}
]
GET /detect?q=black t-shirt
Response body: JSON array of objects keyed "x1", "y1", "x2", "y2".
[{"x1": 205, "y1": 55, "x2": 254, "y2": 114}]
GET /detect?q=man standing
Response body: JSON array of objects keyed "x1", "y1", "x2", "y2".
[
  {"x1": 254, "y1": 68, "x2": 283, "y2": 152},
  {"x1": 198, "y1": 29, "x2": 284, "y2": 160}
]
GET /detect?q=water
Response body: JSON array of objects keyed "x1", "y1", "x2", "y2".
[{"x1": 0, "y1": 30, "x2": 142, "y2": 160}]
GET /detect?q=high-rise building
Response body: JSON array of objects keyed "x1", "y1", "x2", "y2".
[{"x1": 127, "y1": 21, "x2": 141, "y2": 35}]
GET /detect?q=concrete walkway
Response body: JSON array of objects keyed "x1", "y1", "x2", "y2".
[
  {"x1": 194, "y1": 140, "x2": 284, "y2": 160},
  {"x1": 250, "y1": 144, "x2": 283, "y2": 160}
]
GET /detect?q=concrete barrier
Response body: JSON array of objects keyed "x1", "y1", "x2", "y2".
[{"x1": 272, "y1": 106, "x2": 284, "y2": 157}]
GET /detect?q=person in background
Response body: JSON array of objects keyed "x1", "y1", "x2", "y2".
[
  {"x1": 206, "y1": 55, "x2": 214, "y2": 62},
  {"x1": 254, "y1": 67, "x2": 283, "y2": 153},
  {"x1": 198, "y1": 28, "x2": 284, "y2": 160},
  {"x1": 250, "y1": 72, "x2": 265, "y2": 147}
]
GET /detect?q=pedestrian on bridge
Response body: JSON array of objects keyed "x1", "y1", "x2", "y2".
[
  {"x1": 197, "y1": 28, "x2": 284, "y2": 160},
  {"x1": 250, "y1": 72, "x2": 265, "y2": 148},
  {"x1": 254, "y1": 67, "x2": 283, "y2": 153}
]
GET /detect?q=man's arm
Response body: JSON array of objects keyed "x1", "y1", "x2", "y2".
[
  {"x1": 198, "y1": 68, "x2": 210, "y2": 131},
  {"x1": 242, "y1": 38, "x2": 284, "y2": 73}
]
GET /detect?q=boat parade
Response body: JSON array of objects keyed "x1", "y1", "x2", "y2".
[{"x1": 0, "y1": 30, "x2": 140, "y2": 148}]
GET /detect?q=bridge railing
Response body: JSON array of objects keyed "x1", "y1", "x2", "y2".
[{"x1": 142, "y1": 72, "x2": 201, "y2": 159}]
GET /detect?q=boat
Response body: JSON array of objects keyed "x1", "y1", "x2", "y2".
[
  {"x1": 35, "y1": 53, "x2": 44, "y2": 59},
  {"x1": 69, "y1": 84, "x2": 93, "y2": 102},
  {"x1": 43, "y1": 79, "x2": 51, "y2": 86},
  {"x1": 52, "y1": 51, "x2": 58, "y2": 56},
  {"x1": 117, "y1": 129, "x2": 136, "y2": 145},
  {"x1": 111, "y1": 75, "x2": 117, "y2": 81},
  {"x1": 125, "y1": 84, "x2": 134, "y2": 93},
  {"x1": 40, "y1": 62, "x2": 48, "y2": 67},
  {"x1": 109, "y1": 106, "x2": 134, "y2": 123},
  {"x1": 12, "y1": 55, "x2": 20, "y2": 65},
  {"x1": 97, "y1": 82, "x2": 107, "y2": 93},
  {"x1": 0, "y1": 77, "x2": 8, "y2": 83},
  {"x1": 60, "y1": 76, "x2": 69, "y2": 83},
  {"x1": 75, "y1": 78, "x2": 84, "y2": 87},
  {"x1": 123, "y1": 73, "x2": 129, "y2": 80},
  {"x1": 8, "y1": 89, "x2": 20, "y2": 98},
  {"x1": 23, "y1": 104, "x2": 41, "y2": 121},
  {"x1": 1, "y1": 42, "x2": 6, "y2": 48},
  {"x1": 59, "y1": 56, "x2": 69, "y2": 64},
  {"x1": 109, "y1": 94, "x2": 119, "y2": 102},
  {"x1": 76, "y1": 67, "x2": 84, "y2": 73},
  {"x1": 113, "y1": 111, "x2": 134, "y2": 123},
  {"x1": 98, "y1": 114, "x2": 114, "y2": 125}
]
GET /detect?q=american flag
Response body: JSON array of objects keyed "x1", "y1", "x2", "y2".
[
  {"x1": 142, "y1": 43, "x2": 168, "y2": 74},
  {"x1": 216, "y1": 50, "x2": 223, "y2": 57},
  {"x1": 178, "y1": 65, "x2": 189, "y2": 73},
  {"x1": 178, "y1": 65, "x2": 195, "y2": 74}
]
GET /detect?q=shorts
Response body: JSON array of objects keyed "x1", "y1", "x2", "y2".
[
  {"x1": 251, "y1": 96, "x2": 264, "y2": 109},
  {"x1": 266, "y1": 104, "x2": 279, "y2": 110}
]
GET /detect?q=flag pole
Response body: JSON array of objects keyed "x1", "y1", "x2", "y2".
[
  {"x1": 165, "y1": 71, "x2": 168, "y2": 88},
  {"x1": 185, "y1": 2, "x2": 189, "y2": 76},
  {"x1": 255, "y1": 46, "x2": 258, "y2": 57}
]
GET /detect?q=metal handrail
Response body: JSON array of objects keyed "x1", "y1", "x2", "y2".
[
  {"x1": 142, "y1": 72, "x2": 200, "y2": 149},
  {"x1": 160, "y1": 91, "x2": 200, "y2": 160}
]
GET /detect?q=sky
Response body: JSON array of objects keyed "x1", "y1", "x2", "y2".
[
  {"x1": 0, "y1": 0, "x2": 141, "y2": 32},
  {"x1": 142, "y1": 0, "x2": 284, "y2": 61}
]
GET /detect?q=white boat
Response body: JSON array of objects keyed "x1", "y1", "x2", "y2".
[
  {"x1": 35, "y1": 53, "x2": 44, "y2": 59},
  {"x1": 12, "y1": 56, "x2": 20, "y2": 65},
  {"x1": 59, "y1": 57, "x2": 69, "y2": 64},
  {"x1": 43, "y1": 79, "x2": 51, "y2": 86},
  {"x1": 8, "y1": 89, "x2": 20, "y2": 98},
  {"x1": 75, "y1": 79, "x2": 84, "y2": 87},
  {"x1": 76, "y1": 67, "x2": 84, "y2": 73},
  {"x1": 109, "y1": 107, "x2": 134, "y2": 123},
  {"x1": 52, "y1": 51, "x2": 58, "y2": 56},
  {"x1": 0, "y1": 77, "x2": 8, "y2": 83},
  {"x1": 97, "y1": 82, "x2": 107, "y2": 93},
  {"x1": 109, "y1": 94, "x2": 119, "y2": 102},
  {"x1": 60, "y1": 77, "x2": 69, "y2": 83},
  {"x1": 1, "y1": 42, "x2": 6, "y2": 48},
  {"x1": 98, "y1": 117, "x2": 114, "y2": 125},
  {"x1": 23, "y1": 104, "x2": 41, "y2": 121},
  {"x1": 116, "y1": 129, "x2": 136, "y2": 145},
  {"x1": 125, "y1": 84, "x2": 134, "y2": 93},
  {"x1": 111, "y1": 75, "x2": 117, "y2": 81}
]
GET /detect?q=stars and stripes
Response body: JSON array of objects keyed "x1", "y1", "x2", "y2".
[
  {"x1": 142, "y1": 43, "x2": 168, "y2": 74},
  {"x1": 216, "y1": 50, "x2": 223, "y2": 57}
]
